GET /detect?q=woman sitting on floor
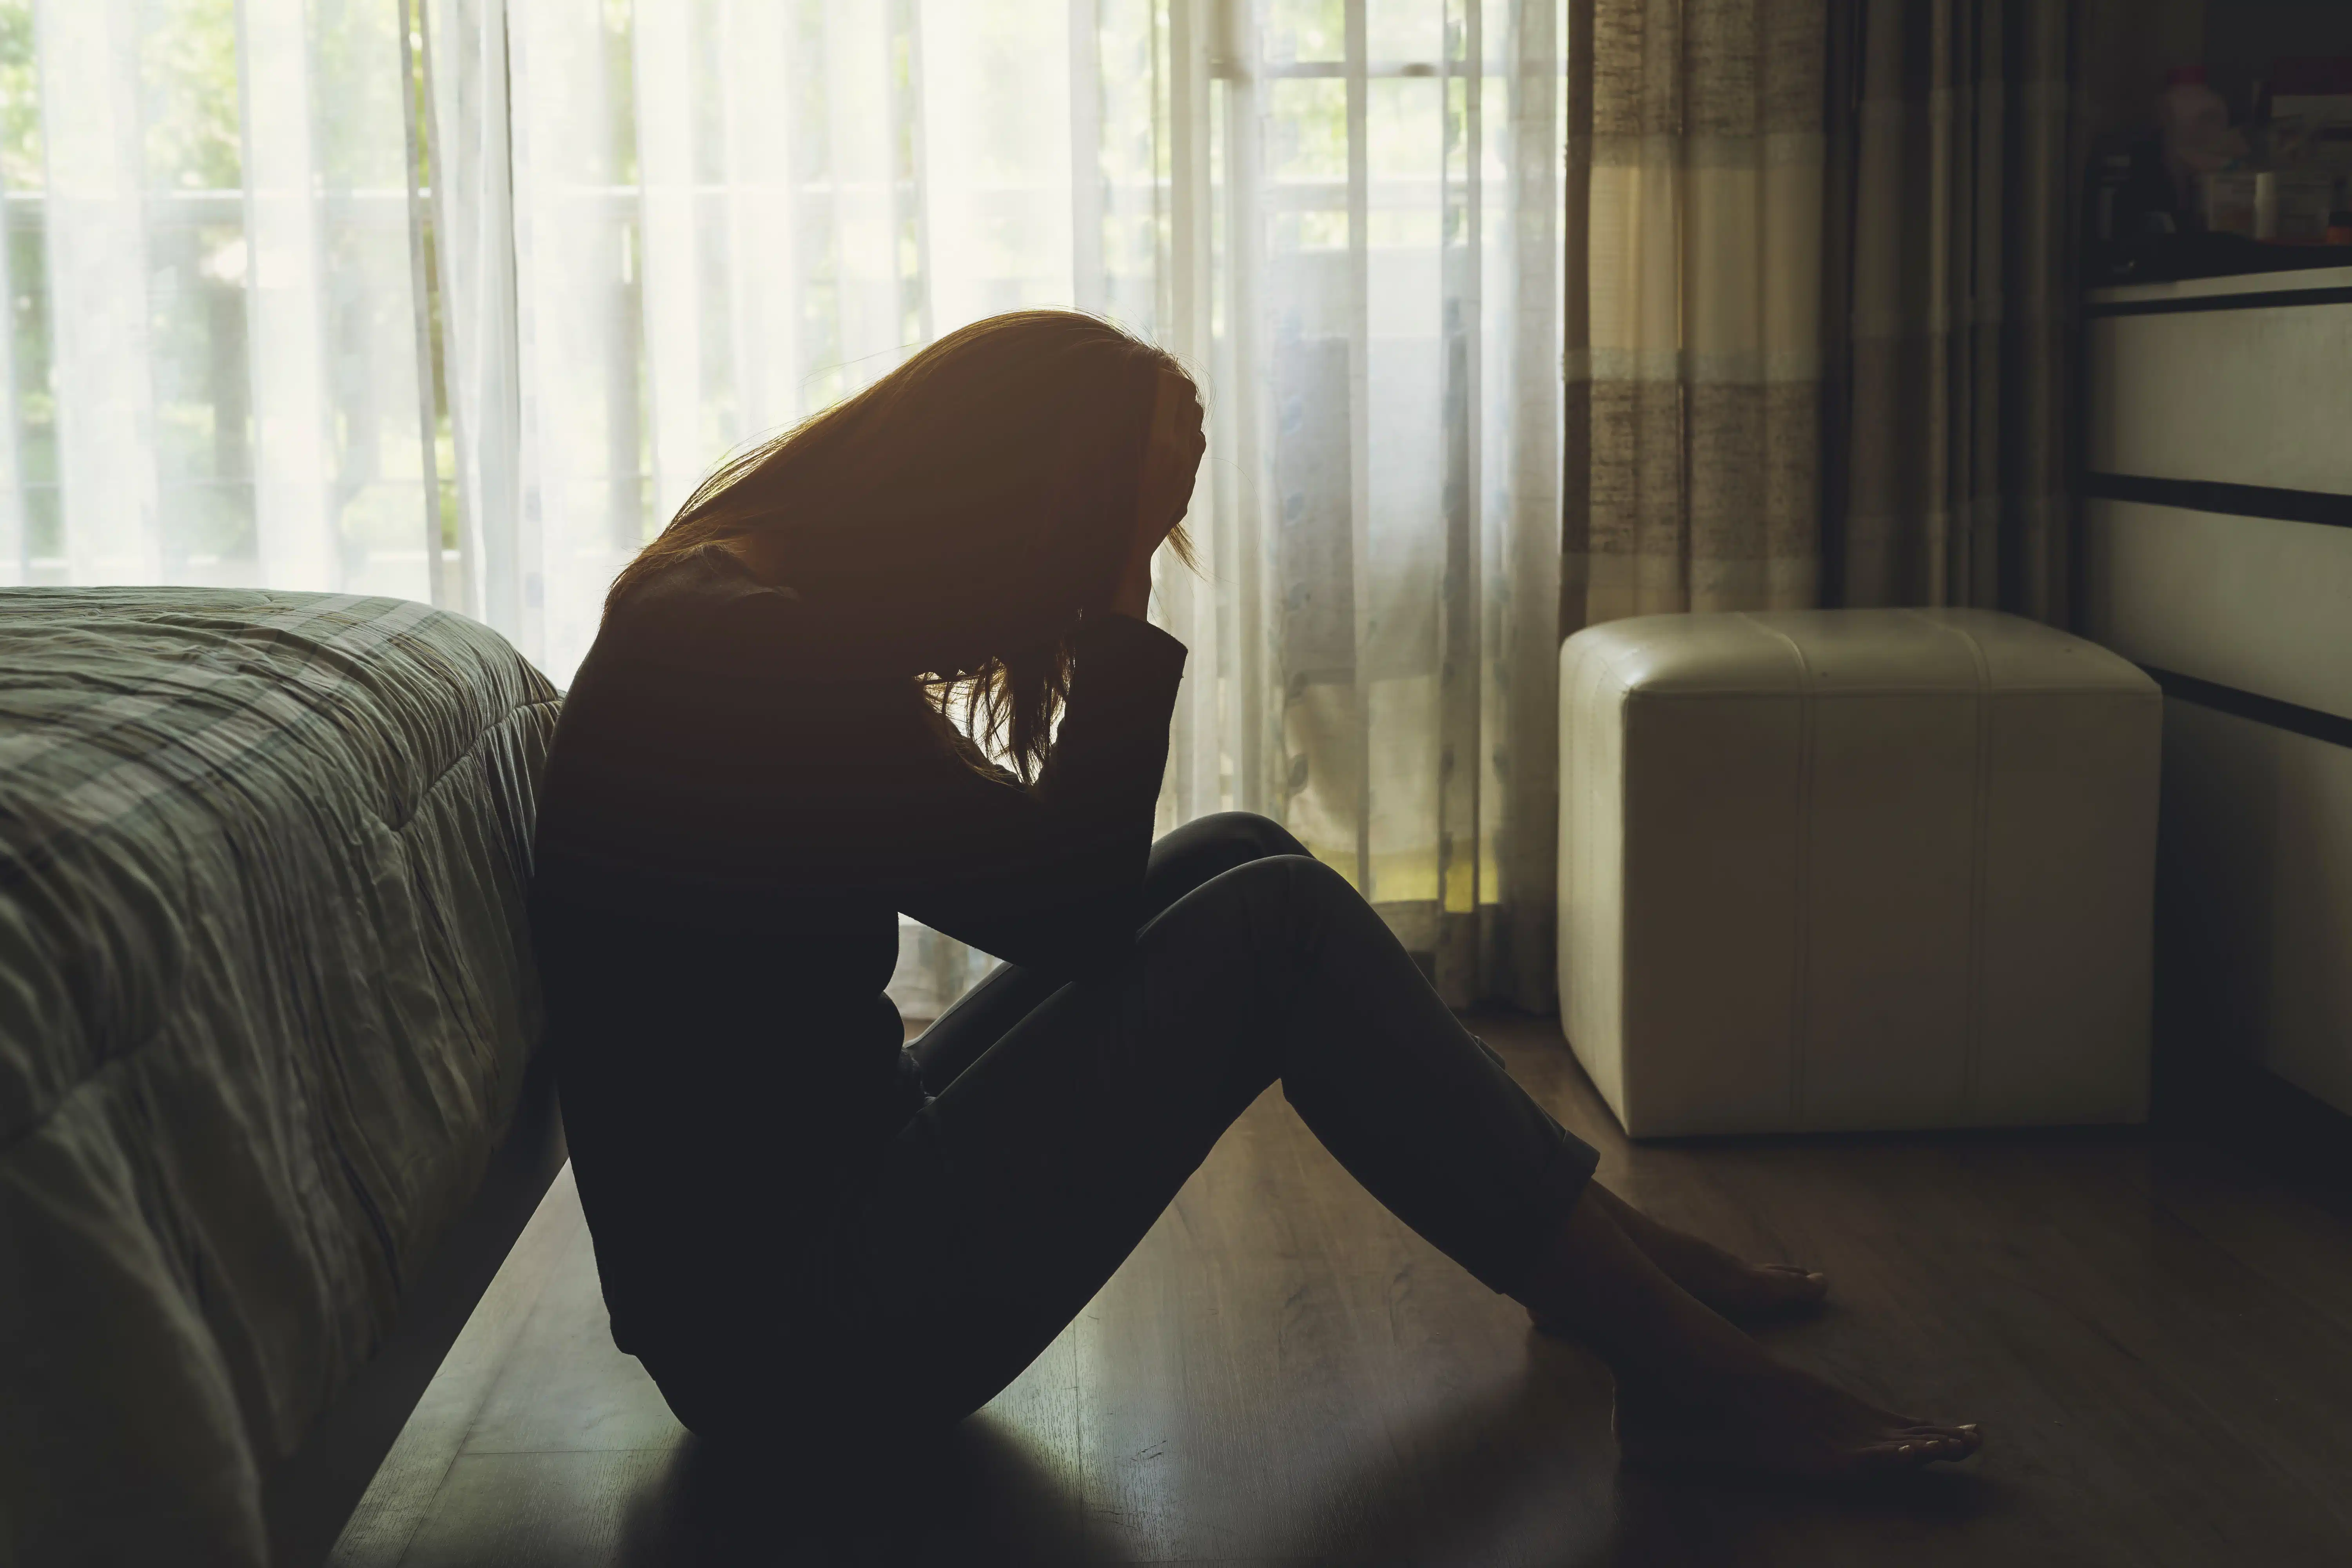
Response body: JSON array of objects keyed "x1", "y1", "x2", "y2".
[{"x1": 529, "y1": 309, "x2": 1980, "y2": 1481}]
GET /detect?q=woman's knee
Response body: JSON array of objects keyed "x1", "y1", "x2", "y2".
[
  {"x1": 1181, "y1": 810, "x2": 1308, "y2": 861},
  {"x1": 1186, "y1": 850, "x2": 1358, "y2": 927},
  {"x1": 1145, "y1": 812, "x2": 1311, "y2": 907}
]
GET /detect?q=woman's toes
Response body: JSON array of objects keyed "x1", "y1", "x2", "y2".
[
  {"x1": 1937, "y1": 1423, "x2": 1982, "y2": 1456},
  {"x1": 1762, "y1": 1264, "x2": 1829, "y2": 1299},
  {"x1": 1719, "y1": 1263, "x2": 1828, "y2": 1320},
  {"x1": 1891, "y1": 1425, "x2": 1980, "y2": 1462}
]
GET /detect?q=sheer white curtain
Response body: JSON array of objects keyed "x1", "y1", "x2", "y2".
[
  {"x1": 2, "y1": 0, "x2": 442, "y2": 599},
  {"x1": 0, "y1": 0, "x2": 1568, "y2": 1013}
]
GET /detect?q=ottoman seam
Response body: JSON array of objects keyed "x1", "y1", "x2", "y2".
[
  {"x1": 1947, "y1": 615, "x2": 1997, "y2": 1123},
  {"x1": 1739, "y1": 614, "x2": 1816, "y2": 1131}
]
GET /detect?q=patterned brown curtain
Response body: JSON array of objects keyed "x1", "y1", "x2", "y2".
[
  {"x1": 1823, "y1": 0, "x2": 2081, "y2": 621},
  {"x1": 1562, "y1": 0, "x2": 1830, "y2": 638}
]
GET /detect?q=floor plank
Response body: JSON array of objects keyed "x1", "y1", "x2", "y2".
[
  {"x1": 332, "y1": 1010, "x2": 2352, "y2": 1567},
  {"x1": 326, "y1": 1160, "x2": 589, "y2": 1568}
]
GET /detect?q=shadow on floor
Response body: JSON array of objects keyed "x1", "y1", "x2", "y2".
[
  {"x1": 606, "y1": 1339, "x2": 1993, "y2": 1568},
  {"x1": 611, "y1": 1419, "x2": 1090, "y2": 1567}
]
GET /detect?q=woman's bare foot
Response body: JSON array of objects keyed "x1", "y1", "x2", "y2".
[
  {"x1": 1582, "y1": 1183, "x2": 1827, "y2": 1323},
  {"x1": 1615, "y1": 1365, "x2": 1980, "y2": 1479},
  {"x1": 1518, "y1": 1184, "x2": 1978, "y2": 1483}
]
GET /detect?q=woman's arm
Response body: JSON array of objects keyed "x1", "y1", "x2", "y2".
[
  {"x1": 882, "y1": 370, "x2": 1203, "y2": 968},
  {"x1": 872, "y1": 612, "x2": 1185, "y2": 973},
  {"x1": 753, "y1": 371, "x2": 1204, "y2": 969}
]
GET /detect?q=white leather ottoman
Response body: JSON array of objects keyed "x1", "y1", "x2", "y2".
[{"x1": 1557, "y1": 609, "x2": 2161, "y2": 1137}]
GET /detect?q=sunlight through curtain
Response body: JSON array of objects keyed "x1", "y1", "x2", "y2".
[
  {"x1": 0, "y1": 0, "x2": 1568, "y2": 1014},
  {"x1": 2, "y1": 0, "x2": 439, "y2": 599}
]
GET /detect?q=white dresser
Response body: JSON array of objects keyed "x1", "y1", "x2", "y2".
[{"x1": 2083, "y1": 265, "x2": 2352, "y2": 1116}]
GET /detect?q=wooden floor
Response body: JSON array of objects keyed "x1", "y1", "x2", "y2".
[{"x1": 328, "y1": 1012, "x2": 2352, "y2": 1568}]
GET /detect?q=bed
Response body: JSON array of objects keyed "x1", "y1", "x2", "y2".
[{"x1": 0, "y1": 589, "x2": 563, "y2": 1567}]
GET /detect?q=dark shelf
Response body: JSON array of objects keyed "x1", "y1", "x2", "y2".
[{"x1": 2090, "y1": 232, "x2": 2352, "y2": 287}]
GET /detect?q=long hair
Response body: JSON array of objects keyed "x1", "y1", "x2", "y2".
[{"x1": 610, "y1": 310, "x2": 1196, "y2": 782}]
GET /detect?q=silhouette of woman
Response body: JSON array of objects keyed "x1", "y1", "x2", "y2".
[{"x1": 530, "y1": 309, "x2": 1978, "y2": 1479}]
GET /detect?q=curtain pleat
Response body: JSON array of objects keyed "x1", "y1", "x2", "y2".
[
  {"x1": 1823, "y1": 0, "x2": 2078, "y2": 622},
  {"x1": 33, "y1": 0, "x2": 165, "y2": 586},
  {"x1": 423, "y1": 0, "x2": 519, "y2": 630},
  {"x1": 1563, "y1": 0, "x2": 1828, "y2": 639},
  {"x1": 244, "y1": 0, "x2": 336, "y2": 592},
  {"x1": 1564, "y1": 0, "x2": 2082, "y2": 633}
]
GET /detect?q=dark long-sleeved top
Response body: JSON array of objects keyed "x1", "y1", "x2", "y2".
[{"x1": 529, "y1": 541, "x2": 1187, "y2": 1351}]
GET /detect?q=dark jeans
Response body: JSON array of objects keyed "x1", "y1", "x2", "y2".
[{"x1": 648, "y1": 813, "x2": 1597, "y2": 1442}]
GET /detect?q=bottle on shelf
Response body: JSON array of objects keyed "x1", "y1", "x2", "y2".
[{"x1": 2158, "y1": 65, "x2": 2246, "y2": 214}]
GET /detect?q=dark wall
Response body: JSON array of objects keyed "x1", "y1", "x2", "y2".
[
  {"x1": 2205, "y1": 0, "x2": 2352, "y2": 118},
  {"x1": 2081, "y1": 0, "x2": 2207, "y2": 141},
  {"x1": 2080, "y1": 0, "x2": 2352, "y2": 145}
]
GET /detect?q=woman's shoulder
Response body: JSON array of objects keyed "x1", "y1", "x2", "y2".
[
  {"x1": 618, "y1": 539, "x2": 798, "y2": 618},
  {"x1": 587, "y1": 543, "x2": 938, "y2": 727},
  {"x1": 601, "y1": 540, "x2": 811, "y2": 657}
]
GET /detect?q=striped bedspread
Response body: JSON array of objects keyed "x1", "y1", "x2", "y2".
[{"x1": 0, "y1": 590, "x2": 561, "y2": 1567}]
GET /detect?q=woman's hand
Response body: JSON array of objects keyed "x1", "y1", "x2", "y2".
[{"x1": 1107, "y1": 372, "x2": 1206, "y2": 621}]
